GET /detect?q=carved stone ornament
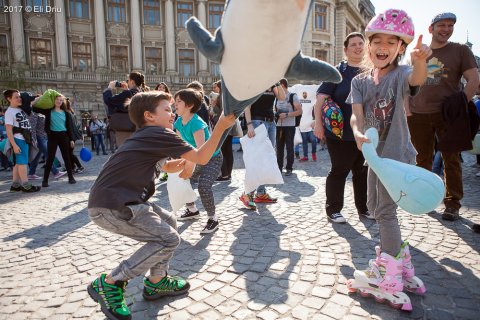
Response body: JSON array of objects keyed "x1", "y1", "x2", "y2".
[
  {"x1": 24, "y1": 14, "x2": 54, "y2": 32},
  {"x1": 107, "y1": 23, "x2": 129, "y2": 38},
  {"x1": 175, "y1": 29, "x2": 191, "y2": 43}
]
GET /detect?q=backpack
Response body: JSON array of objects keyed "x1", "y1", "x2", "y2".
[
  {"x1": 288, "y1": 93, "x2": 302, "y2": 127},
  {"x1": 276, "y1": 93, "x2": 301, "y2": 126}
]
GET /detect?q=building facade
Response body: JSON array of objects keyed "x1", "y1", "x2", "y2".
[{"x1": 0, "y1": 0, "x2": 374, "y2": 117}]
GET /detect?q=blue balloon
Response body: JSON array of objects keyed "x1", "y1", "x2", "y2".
[
  {"x1": 79, "y1": 147, "x2": 92, "y2": 162},
  {"x1": 362, "y1": 128, "x2": 445, "y2": 215}
]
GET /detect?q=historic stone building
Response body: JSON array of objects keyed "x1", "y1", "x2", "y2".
[{"x1": 0, "y1": 0, "x2": 374, "y2": 118}]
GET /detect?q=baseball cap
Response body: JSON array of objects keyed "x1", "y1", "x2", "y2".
[{"x1": 431, "y1": 12, "x2": 457, "y2": 25}]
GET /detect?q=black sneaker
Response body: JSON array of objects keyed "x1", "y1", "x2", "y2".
[
  {"x1": 9, "y1": 185, "x2": 22, "y2": 192},
  {"x1": 42, "y1": 181, "x2": 49, "y2": 188},
  {"x1": 327, "y1": 212, "x2": 346, "y2": 223},
  {"x1": 285, "y1": 169, "x2": 293, "y2": 176},
  {"x1": 69, "y1": 178, "x2": 77, "y2": 184},
  {"x1": 442, "y1": 207, "x2": 460, "y2": 221},
  {"x1": 472, "y1": 224, "x2": 480, "y2": 233},
  {"x1": 21, "y1": 184, "x2": 41, "y2": 193},
  {"x1": 87, "y1": 274, "x2": 131, "y2": 320},
  {"x1": 177, "y1": 208, "x2": 200, "y2": 221},
  {"x1": 200, "y1": 219, "x2": 219, "y2": 234},
  {"x1": 215, "y1": 176, "x2": 231, "y2": 182}
]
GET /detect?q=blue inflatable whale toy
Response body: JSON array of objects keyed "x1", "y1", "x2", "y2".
[
  {"x1": 186, "y1": 0, "x2": 342, "y2": 147},
  {"x1": 362, "y1": 128, "x2": 444, "y2": 215}
]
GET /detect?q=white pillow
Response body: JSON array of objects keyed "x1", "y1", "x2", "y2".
[{"x1": 166, "y1": 172, "x2": 198, "y2": 213}]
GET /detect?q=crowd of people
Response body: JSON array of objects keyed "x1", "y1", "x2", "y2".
[{"x1": 1, "y1": 8, "x2": 480, "y2": 320}]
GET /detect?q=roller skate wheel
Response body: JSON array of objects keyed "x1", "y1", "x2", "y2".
[
  {"x1": 415, "y1": 286, "x2": 426, "y2": 295},
  {"x1": 401, "y1": 303, "x2": 413, "y2": 312}
]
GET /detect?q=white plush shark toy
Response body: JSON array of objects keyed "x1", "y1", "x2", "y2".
[{"x1": 186, "y1": 0, "x2": 342, "y2": 122}]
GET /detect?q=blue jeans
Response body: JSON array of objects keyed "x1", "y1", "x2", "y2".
[
  {"x1": 29, "y1": 136, "x2": 59, "y2": 175},
  {"x1": 251, "y1": 120, "x2": 276, "y2": 194},
  {"x1": 93, "y1": 134, "x2": 106, "y2": 155},
  {"x1": 300, "y1": 131, "x2": 317, "y2": 158},
  {"x1": 432, "y1": 151, "x2": 443, "y2": 176}
]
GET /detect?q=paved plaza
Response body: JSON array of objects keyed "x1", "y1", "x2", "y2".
[{"x1": 0, "y1": 147, "x2": 479, "y2": 320}]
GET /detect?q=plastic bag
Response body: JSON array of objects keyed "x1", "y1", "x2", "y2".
[
  {"x1": 294, "y1": 127, "x2": 302, "y2": 145},
  {"x1": 34, "y1": 89, "x2": 62, "y2": 109},
  {"x1": 166, "y1": 172, "x2": 198, "y2": 213},
  {"x1": 240, "y1": 124, "x2": 284, "y2": 194}
]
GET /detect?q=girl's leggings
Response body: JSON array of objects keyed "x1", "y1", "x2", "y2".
[{"x1": 187, "y1": 153, "x2": 223, "y2": 217}]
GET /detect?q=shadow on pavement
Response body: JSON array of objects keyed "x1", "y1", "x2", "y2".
[
  {"x1": 229, "y1": 207, "x2": 301, "y2": 304},
  {"x1": 3, "y1": 208, "x2": 90, "y2": 249},
  {"x1": 427, "y1": 212, "x2": 480, "y2": 254}
]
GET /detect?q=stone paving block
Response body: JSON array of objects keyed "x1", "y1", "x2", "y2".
[
  {"x1": 186, "y1": 302, "x2": 211, "y2": 315},
  {"x1": 204, "y1": 280, "x2": 225, "y2": 292},
  {"x1": 188, "y1": 288, "x2": 212, "y2": 302},
  {"x1": 321, "y1": 302, "x2": 347, "y2": 319},
  {"x1": 291, "y1": 304, "x2": 317, "y2": 320},
  {"x1": 215, "y1": 299, "x2": 242, "y2": 315},
  {"x1": 232, "y1": 308, "x2": 257, "y2": 320},
  {"x1": 257, "y1": 309, "x2": 280, "y2": 320},
  {"x1": 169, "y1": 310, "x2": 191, "y2": 320},
  {"x1": 301, "y1": 297, "x2": 326, "y2": 310},
  {"x1": 169, "y1": 297, "x2": 193, "y2": 310},
  {"x1": 204, "y1": 293, "x2": 227, "y2": 307}
]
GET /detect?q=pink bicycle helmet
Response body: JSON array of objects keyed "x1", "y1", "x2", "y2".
[{"x1": 365, "y1": 9, "x2": 414, "y2": 44}]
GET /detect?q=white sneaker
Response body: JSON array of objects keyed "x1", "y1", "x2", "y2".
[
  {"x1": 27, "y1": 174, "x2": 42, "y2": 180},
  {"x1": 327, "y1": 212, "x2": 346, "y2": 223},
  {"x1": 54, "y1": 171, "x2": 67, "y2": 179}
]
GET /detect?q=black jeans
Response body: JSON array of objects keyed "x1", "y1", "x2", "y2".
[
  {"x1": 43, "y1": 131, "x2": 74, "y2": 182},
  {"x1": 276, "y1": 126, "x2": 296, "y2": 171},
  {"x1": 325, "y1": 138, "x2": 368, "y2": 215},
  {"x1": 220, "y1": 135, "x2": 233, "y2": 178}
]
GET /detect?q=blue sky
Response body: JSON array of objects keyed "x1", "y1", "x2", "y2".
[{"x1": 369, "y1": 0, "x2": 480, "y2": 57}]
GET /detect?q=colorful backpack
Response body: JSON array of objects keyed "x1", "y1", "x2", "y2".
[{"x1": 321, "y1": 97, "x2": 344, "y2": 139}]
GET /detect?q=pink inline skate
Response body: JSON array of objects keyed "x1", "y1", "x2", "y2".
[
  {"x1": 400, "y1": 241, "x2": 426, "y2": 295},
  {"x1": 347, "y1": 246, "x2": 412, "y2": 311}
]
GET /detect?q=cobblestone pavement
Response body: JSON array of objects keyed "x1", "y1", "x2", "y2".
[{"x1": 0, "y1": 147, "x2": 479, "y2": 320}]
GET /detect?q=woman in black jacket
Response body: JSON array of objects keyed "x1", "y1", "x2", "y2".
[{"x1": 34, "y1": 95, "x2": 76, "y2": 187}]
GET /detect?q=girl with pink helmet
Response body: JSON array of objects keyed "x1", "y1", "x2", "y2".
[{"x1": 346, "y1": 9, "x2": 432, "y2": 311}]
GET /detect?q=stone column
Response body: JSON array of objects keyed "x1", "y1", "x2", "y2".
[
  {"x1": 94, "y1": 0, "x2": 108, "y2": 71},
  {"x1": 130, "y1": 0, "x2": 143, "y2": 71},
  {"x1": 10, "y1": 0, "x2": 26, "y2": 65},
  {"x1": 197, "y1": 0, "x2": 208, "y2": 75},
  {"x1": 54, "y1": 0, "x2": 69, "y2": 70},
  {"x1": 165, "y1": 0, "x2": 176, "y2": 74}
]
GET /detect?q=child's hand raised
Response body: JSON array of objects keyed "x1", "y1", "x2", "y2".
[
  {"x1": 410, "y1": 35, "x2": 432, "y2": 63},
  {"x1": 215, "y1": 114, "x2": 236, "y2": 131}
]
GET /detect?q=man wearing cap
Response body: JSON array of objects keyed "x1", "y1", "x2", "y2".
[{"x1": 407, "y1": 12, "x2": 479, "y2": 221}]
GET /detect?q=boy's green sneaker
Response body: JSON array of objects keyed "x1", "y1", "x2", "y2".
[
  {"x1": 143, "y1": 275, "x2": 190, "y2": 301},
  {"x1": 87, "y1": 274, "x2": 131, "y2": 320}
]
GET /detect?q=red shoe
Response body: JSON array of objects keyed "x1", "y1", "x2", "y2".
[
  {"x1": 254, "y1": 193, "x2": 277, "y2": 203},
  {"x1": 299, "y1": 157, "x2": 308, "y2": 162},
  {"x1": 239, "y1": 193, "x2": 256, "y2": 210},
  {"x1": 312, "y1": 154, "x2": 317, "y2": 161}
]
